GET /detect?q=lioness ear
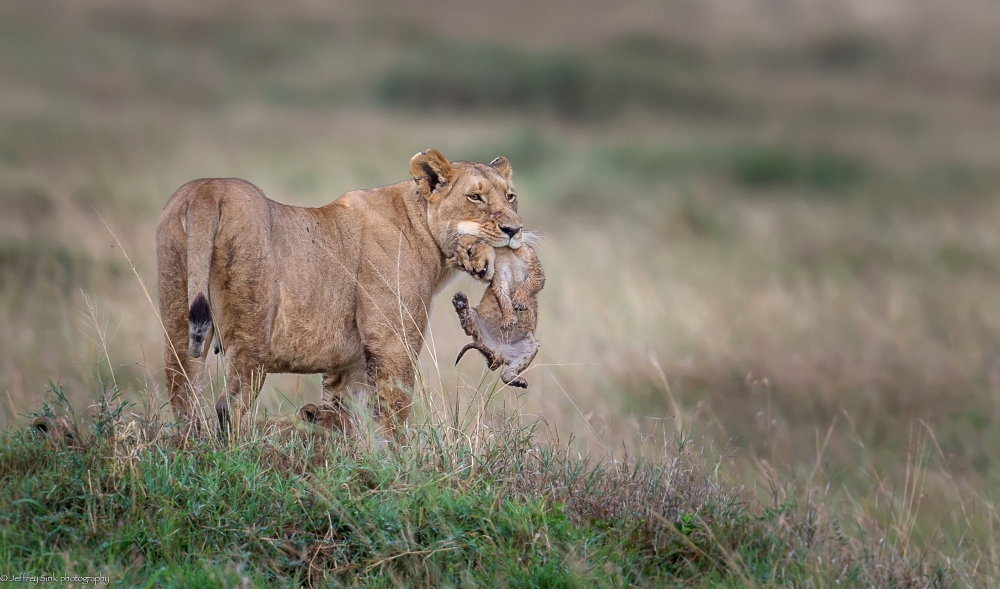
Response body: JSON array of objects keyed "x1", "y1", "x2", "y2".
[
  {"x1": 410, "y1": 149, "x2": 454, "y2": 200},
  {"x1": 489, "y1": 156, "x2": 512, "y2": 180}
]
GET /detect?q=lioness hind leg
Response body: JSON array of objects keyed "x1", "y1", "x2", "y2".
[
  {"x1": 164, "y1": 346, "x2": 205, "y2": 436},
  {"x1": 158, "y1": 243, "x2": 206, "y2": 434}
]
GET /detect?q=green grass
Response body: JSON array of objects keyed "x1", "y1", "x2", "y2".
[
  {"x1": 0, "y1": 387, "x2": 944, "y2": 587},
  {"x1": 0, "y1": 387, "x2": 946, "y2": 588},
  {"x1": 375, "y1": 41, "x2": 731, "y2": 120},
  {"x1": 605, "y1": 143, "x2": 867, "y2": 193}
]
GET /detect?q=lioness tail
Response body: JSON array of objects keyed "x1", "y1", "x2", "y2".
[
  {"x1": 185, "y1": 185, "x2": 220, "y2": 358},
  {"x1": 188, "y1": 293, "x2": 211, "y2": 357}
]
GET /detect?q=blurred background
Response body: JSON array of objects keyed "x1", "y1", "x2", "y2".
[{"x1": 3, "y1": 0, "x2": 1000, "y2": 545}]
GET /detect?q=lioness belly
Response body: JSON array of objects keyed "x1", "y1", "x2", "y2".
[
  {"x1": 266, "y1": 298, "x2": 364, "y2": 373},
  {"x1": 263, "y1": 206, "x2": 363, "y2": 374}
]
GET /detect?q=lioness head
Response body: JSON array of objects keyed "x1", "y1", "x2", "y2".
[{"x1": 410, "y1": 149, "x2": 524, "y2": 250}]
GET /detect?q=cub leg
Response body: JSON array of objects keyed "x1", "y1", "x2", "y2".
[
  {"x1": 452, "y1": 291, "x2": 479, "y2": 337},
  {"x1": 500, "y1": 333, "x2": 539, "y2": 389},
  {"x1": 511, "y1": 251, "x2": 545, "y2": 311},
  {"x1": 452, "y1": 292, "x2": 501, "y2": 370},
  {"x1": 490, "y1": 279, "x2": 518, "y2": 331}
]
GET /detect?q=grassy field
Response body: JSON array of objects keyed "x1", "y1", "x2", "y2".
[
  {"x1": 0, "y1": 387, "x2": 943, "y2": 586},
  {"x1": 2, "y1": 0, "x2": 1000, "y2": 585}
]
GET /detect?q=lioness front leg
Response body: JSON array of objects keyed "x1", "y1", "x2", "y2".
[{"x1": 364, "y1": 344, "x2": 414, "y2": 443}]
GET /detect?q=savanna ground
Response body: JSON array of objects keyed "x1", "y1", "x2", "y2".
[{"x1": 2, "y1": 0, "x2": 1000, "y2": 585}]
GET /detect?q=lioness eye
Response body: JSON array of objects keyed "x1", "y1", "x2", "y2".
[
  {"x1": 507, "y1": 193, "x2": 516, "y2": 202},
  {"x1": 467, "y1": 193, "x2": 483, "y2": 203},
  {"x1": 466, "y1": 247, "x2": 473, "y2": 256}
]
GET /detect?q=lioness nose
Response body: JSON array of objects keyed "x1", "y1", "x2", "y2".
[{"x1": 500, "y1": 225, "x2": 522, "y2": 238}]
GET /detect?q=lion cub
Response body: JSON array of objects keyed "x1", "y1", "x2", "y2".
[
  {"x1": 450, "y1": 234, "x2": 545, "y2": 388},
  {"x1": 31, "y1": 415, "x2": 81, "y2": 448}
]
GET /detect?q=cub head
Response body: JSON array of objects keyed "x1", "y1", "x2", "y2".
[
  {"x1": 31, "y1": 415, "x2": 80, "y2": 448},
  {"x1": 297, "y1": 403, "x2": 351, "y2": 432},
  {"x1": 410, "y1": 149, "x2": 524, "y2": 250},
  {"x1": 448, "y1": 234, "x2": 496, "y2": 281}
]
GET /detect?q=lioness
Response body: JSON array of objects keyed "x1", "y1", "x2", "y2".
[
  {"x1": 451, "y1": 234, "x2": 544, "y2": 388},
  {"x1": 156, "y1": 150, "x2": 524, "y2": 437}
]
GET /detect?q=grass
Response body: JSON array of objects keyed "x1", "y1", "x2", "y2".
[
  {"x1": 0, "y1": 381, "x2": 951, "y2": 587},
  {"x1": 605, "y1": 143, "x2": 867, "y2": 192},
  {"x1": 375, "y1": 41, "x2": 731, "y2": 120}
]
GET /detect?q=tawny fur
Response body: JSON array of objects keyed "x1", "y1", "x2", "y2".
[
  {"x1": 31, "y1": 415, "x2": 80, "y2": 448},
  {"x1": 156, "y1": 150, "x2": 524, "y2": 438},
  {"x1": 450, "y1": 235, "x2": 544, "y2": 388}
]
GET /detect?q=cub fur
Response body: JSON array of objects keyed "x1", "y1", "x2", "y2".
[
  {"x1": 451, "y1": 234, "x2": 545, "y2": 388},
  {"x1": 31, "y1": 415, "x2": 80, "y2": 448},
  {"x1": 157, "y1": 151, "x2": 524, "y2": 437}
]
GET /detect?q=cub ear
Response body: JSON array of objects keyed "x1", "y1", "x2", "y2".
[
  {"x1": 31, "y1": 416, "x2": 51, "y2": 435},
  {"x1": 489, "y1": 156, "x2": 512, "y2": 180},
  {"x1": 298, "y1": 403, "x2": 319, "y2": 424},
  {"x1": 410, "y1": 149, "x2": 454, "y2": 200}
]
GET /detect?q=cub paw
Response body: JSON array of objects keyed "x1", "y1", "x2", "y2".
[
  {"x1": 452, "y1": 291, "x2": 469, "y2": 312},
  {"x1": 501, "y1": 315, "x2": 518, "y2": 331}
]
